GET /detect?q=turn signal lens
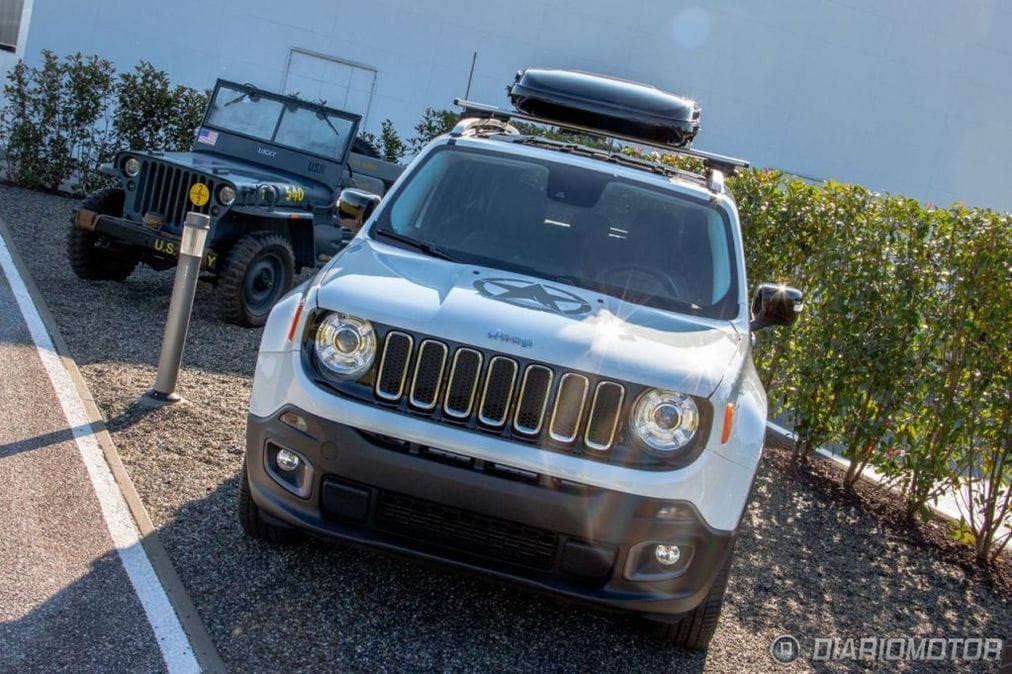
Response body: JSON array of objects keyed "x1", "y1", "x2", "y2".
[
  {"x1": 280, "y1": 411, "x2": 308, "y2": 433},
  {"x1": 721, "y1": 403, "x2": 735, "y2": 444},
  {"x1": 287, "y1": 297, "x2": 306, "y2": 342}
]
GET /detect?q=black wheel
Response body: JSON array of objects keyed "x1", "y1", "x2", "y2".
[
  {"x1": 647, "y1": 541, "x2": 736, "y2": 650},
  {"x1": 67, "y1": 188, "x2": 139, "y2": 281},
  {"x1": 237, "y1": 461, "x2": 299, "y2": 544},
  {"x1": 218, "y1": 232, "x2": 295, "y2": 327}
]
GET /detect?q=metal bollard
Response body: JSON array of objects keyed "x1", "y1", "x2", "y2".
[{"x1": 145, "y1": 211, "x2": 211, "y2": 403}]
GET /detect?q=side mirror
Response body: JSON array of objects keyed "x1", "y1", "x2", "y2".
[
  {"x1": 337, "y1": 188, "x2": 381, "y2": 232},
  {"x1": 750, "y1": 283, "x2": 804, "y2": 331}
]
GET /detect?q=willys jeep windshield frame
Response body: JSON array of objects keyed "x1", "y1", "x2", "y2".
[{"x1": 201, "y1": 79, "x2": 362, "y2": 166}]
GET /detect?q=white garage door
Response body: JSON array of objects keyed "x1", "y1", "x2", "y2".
[{"x1": 282, "y1": 49, "x2": 376, "y2": 124}]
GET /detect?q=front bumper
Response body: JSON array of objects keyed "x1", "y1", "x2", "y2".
[
  {"x1": 245, "y1": 406, "x2": 736, "y2": 619},
  {"x1": 73, "y1": 209, "x2": 220, "y2": 269}
]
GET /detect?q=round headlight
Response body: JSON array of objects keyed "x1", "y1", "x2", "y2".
[
  {"x1": 313, "y1": 313, "x2": 376, "y2": 378},
  {"x1": 123, "y1": 157, "x2": 141, "y2": 177},
  {"x1": 631, "y1": 388, "x2": 699, "y2": 454},
  {"x1": 218, "y1": 185, "x2": 236, "y2": 206}
]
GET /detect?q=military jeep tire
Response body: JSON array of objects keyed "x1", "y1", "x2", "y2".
[
  {"x1": 67, "y1": 188, "x2": 139, "y2": 282},
  {"x1": 646, "y1": 540, "x2": 736, "y2": 650},
  {"x1": 218, "y1": 231, "x2": 296, "y2": 327}
]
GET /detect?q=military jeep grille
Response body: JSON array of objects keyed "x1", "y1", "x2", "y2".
[
  {"x1": 371, "y1": 329, "x2": 629, "y2": 453},
  {"x1": 130, "y1": 160, "x2": 216, "y2": 227}
]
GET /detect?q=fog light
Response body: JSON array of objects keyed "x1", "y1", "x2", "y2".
[
  {"x1": 655, "y1": 544, "x2": 681, "y2": 566},
  {"x1": 276, "y1": 447, "x2": 300, "y2": 471}
]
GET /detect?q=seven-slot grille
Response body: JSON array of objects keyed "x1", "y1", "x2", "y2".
[
  {"x1": 130, "y1": 160, "x2": 216, "y2": 227},
  {"x1": 373, "y1": 331, "x2": 626, "y2": 451}
]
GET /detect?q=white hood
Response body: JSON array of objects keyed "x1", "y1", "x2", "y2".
[{"x1": 315, "y1": 238, "x2": 745, "y2": 398}]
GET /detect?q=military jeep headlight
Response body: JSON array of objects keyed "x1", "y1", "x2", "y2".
[
  {"x1": 313, "y1": 313, "x2": 376, "y2": 378},
  {"x1": 631, "y1": 389, "x2": 699, "y2": 453},
  {"x1": 218, "y1": 185, "x2": 236, "y2": 206},
  {"x1": 123, "y1": 157, "x2": 141, "y2": 177}
]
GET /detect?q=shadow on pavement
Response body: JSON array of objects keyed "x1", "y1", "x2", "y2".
[
  {"x1": 0, "y1": 544, "x2": 166, "y2": 672},
  {"x1": 0, "y1": 399, "x2": 160, "y2": 459}
]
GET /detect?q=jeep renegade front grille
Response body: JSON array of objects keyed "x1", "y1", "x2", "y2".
[
  {"x1": 375, "y1": 331, "x2": 413, "y2": 401},
  {"x1": 374, "y1": 490, "x2": 558, "y2": 570},
  {"x1": 372, "y1": 330, "x2": 629, "y2": 452},
  {"x1": 131, "y1": 160, "x2": 216, "y2": 228}
]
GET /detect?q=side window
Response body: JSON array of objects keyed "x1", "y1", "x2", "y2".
[{"x1": 388, "y1": 152, "x2": 453, "y2": 234}]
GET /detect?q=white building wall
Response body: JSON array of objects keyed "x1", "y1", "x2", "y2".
[{"x1": 17, "y1": 0, "x2": 1012, "y2": 210}]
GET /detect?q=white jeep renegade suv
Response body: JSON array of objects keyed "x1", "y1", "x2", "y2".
[{"x1": 239, "y1": 69, "x2": 802, "y2": 650}]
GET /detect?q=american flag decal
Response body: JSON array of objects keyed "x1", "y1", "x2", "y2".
[{"x1": 197, "y1": 128, "x2": 219, "y2": 146}]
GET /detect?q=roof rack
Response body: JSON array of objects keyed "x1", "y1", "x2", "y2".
[{"x1": 452, "y1": 99, "x2": 749, "y2": 176}]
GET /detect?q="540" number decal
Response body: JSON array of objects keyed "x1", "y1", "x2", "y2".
[{"x1": 282, "y1": 185, "x2": 305, "y2": 202}]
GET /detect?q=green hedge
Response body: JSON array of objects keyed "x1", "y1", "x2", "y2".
[
  {"x1": 730, "y1": 169, "x2": 1010, "y2": 562},
  {"x1": 2, "y1": 57, "x2": 1008, "y2": 562}
]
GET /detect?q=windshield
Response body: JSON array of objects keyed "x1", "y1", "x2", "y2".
[
  {"x1": 204, "y1": 83, "x2": 355, "y2": 159},
  {"x1": 373, "y1": 146, "x2": 739, "y2": 319}
]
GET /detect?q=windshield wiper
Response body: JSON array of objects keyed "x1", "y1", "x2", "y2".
[
  {"x1": 319, "y1": 112, "x2": 342, "y2": 139},
  {"x1": 372, "y1": 228, "x2": 459, "y2": 261},
  {"x1": 223, "y1": 92, "x2": 249, "y2": 107},
  {"x1": 495, "y1": 263, "x2": 604, "y2": 294}
]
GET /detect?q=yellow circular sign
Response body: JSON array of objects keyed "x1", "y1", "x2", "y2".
[{"x1": 189, "y1": 183, "x2": 210, "y2": 207}]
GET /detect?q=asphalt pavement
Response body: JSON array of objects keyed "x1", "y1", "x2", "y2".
[{"x1": 0, "y1": 231, "x2": 200, "y2": 672}]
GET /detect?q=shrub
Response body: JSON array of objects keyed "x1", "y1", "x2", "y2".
[
  {"x1": 165, "y1": 83, "x2": 210, "y2": 151},
  {"x1": 0, "y1": 54, "x2": 209, "y2": 194},
  {"x1": 355, "y1": 131, "x2": 381, "y2": 158},
  {"x1": 113, "y1": 61, "x2": 208, "y2": 152},
  {"x1": 728, "y1": 166, "x2": 1010, "y2": 559},
  {"x1": 0, "y1": 51, "x2": 116, "y2": 192},
  {"x1": 407, "y1": 107, "x2": 459, "y2": 154},
  {"x1": 379, "y1": 119, "x2": 407, "y2": 163}
]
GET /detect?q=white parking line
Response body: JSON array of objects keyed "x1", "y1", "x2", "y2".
[{"x1": 0, "y1": 235, "x2": 200, "y2": 673}]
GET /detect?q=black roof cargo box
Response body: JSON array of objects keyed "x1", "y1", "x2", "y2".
[{"x1": 509, "y1": 69, "x2": 701, "y2": 148}]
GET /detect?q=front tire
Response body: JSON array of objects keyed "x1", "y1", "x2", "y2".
[
  {"x1": 218, "y1": 232, "x2": 295, "y2": 327},
  {"x1": 648, "y1": 541, "x2": 736, "y2": 650},
  {"x1": 237, "y1": 461, "x2": 299, "y2": 544},
  {"x1": 67, "y1": 188, "x2": 139, "y2": 281}
]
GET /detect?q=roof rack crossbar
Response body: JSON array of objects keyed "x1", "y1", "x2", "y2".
[{"x1": 453, "y1": 99, "x2": 749, "y2": 173}]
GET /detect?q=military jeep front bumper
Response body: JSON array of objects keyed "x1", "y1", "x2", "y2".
[{"x1": 73, "y1": 208, "x2": 220, "y2": 269}]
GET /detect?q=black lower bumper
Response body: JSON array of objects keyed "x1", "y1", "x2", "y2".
[
  {"x1": 73, "y1": 209, "x2": 219, "y2": 269},
  {"x1": 245, "y1": 406, "x2": 736, "y2": 619}
]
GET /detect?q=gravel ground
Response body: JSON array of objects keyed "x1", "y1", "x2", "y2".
[{"x1": 2, "y1": 183, "x2": 1008, "y2": 672}]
